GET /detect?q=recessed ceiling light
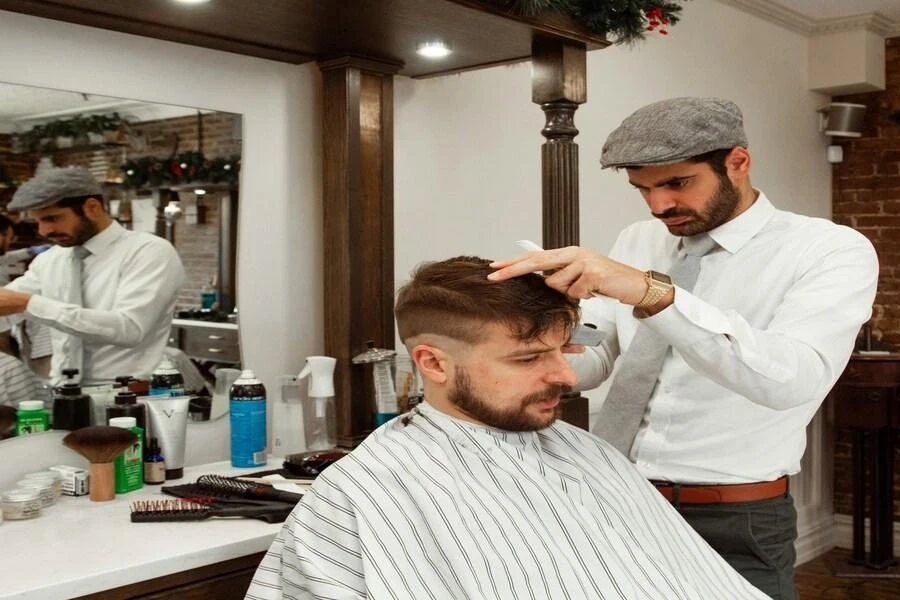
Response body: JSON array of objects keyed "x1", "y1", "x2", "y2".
[
  {"x1": 173, "y1": 0, "x2": 211, "y2": 5},
  {"x1": 416, "y1": 41, "x2": 452, "y2": 59}
]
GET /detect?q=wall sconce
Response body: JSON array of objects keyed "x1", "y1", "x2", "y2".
[
  {"x1": 163, "y1": 199, "x2": 183, "y2": 223},
  {"x1": 817, "y1": 102, "x2": 866, "y2": 164}
]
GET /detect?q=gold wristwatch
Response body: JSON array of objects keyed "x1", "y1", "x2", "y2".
[{"x1": 636, "y1": 270, "x2": 673, "y2": 309}]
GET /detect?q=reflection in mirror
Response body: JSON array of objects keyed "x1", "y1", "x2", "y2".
[{"x1": 0, "y1": 82, "x2": 242, "y2": 438}]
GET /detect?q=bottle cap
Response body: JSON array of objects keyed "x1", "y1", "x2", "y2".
[
  {"x1": 18, "y1": 400, "x2": 44, "y2": 411},
  {"x1": 235, "y1": 369, "x2": 261, "y2": 383},
  {"x1": 114, "y1": 391, "x2": 138, "y2": 405},
  {"x1": 109, "y1": 416, "x2": 137, "y2": 429},
  {"x1": 153, "y1": 358, "x2": 179, "y2": 375}
]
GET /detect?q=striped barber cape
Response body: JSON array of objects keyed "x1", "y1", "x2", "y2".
[{"x1": 246, "y1": 401, "x2": 768, "y2": 600}]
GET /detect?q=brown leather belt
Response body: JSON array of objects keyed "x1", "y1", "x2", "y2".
[{"x1": 652, "y1": 476, "x2": 789, "y2": 505}]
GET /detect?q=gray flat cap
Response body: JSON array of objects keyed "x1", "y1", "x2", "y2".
[
  {"x1": 8, "y1": 166, "x2": 103, "y2": 211},
  {"x1": 600, "y1": 97, "x2": 748, "y2": 168}
]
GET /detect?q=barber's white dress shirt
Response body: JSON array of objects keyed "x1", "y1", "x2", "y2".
[
  {"x1": 246, "y1": 402, "x2": 769, "y2": 600},
  {"x1": 2, "y1": 221, "x2": 185, "y2": 385},
  {"x1": 570, "y1": 192, "x2": 878, "y2": 484}
]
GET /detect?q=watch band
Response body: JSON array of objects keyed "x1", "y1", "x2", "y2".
[{"x1": 636, "y1": 270, "x2": 673, "y2": 309}]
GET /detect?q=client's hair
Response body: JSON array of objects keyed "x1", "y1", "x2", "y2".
[{"x1": 395, "y1": 256, "x2": 579, "y2": 345}]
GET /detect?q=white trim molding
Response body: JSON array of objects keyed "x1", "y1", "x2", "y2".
[{"x1": 717, "y1": 0, "x2": 900, "y2": 38}]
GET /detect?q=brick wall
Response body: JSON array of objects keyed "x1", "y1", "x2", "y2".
[
  {"x1": 0, "y1": 112, "x2": 241, "y2": 310},
  {"x1": 830, "y1": 36, "x2": 900, "y2": 519}
]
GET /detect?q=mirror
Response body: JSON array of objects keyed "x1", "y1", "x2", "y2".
[{"x1": 0, "y1": 82, "x2": 243, "y2": 437}]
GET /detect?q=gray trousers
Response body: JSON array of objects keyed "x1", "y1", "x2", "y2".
[{"x1": 675, "y1": 493, "x2": 797, "y2": 600}]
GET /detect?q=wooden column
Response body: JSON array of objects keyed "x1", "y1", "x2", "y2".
[
  {"x1": 531, "y1": 35, "x2": 589, "y2": 430},
  {"x1": 319, "y1": 57, "x2": 401, "y2": 448}
]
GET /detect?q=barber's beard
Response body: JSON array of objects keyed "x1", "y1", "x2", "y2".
[
  {"x1": 655, "y1": 176, "x2": 742, "y2": 237},
  {"x1": 50, "y1": 215, "x2": 99, "y2": 247},
  {"x1": 448, "y1": 368, "x2": 570, "y2": 432}
]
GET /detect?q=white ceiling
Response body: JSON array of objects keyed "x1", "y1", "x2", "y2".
[
  {"x1": 0, "y1": 84, "x2": 206, "y2": 134},
  {"x1": 0, "y1": 0, "x2": 897, "y2": 133}
]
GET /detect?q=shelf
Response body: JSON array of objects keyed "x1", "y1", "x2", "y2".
[{"x1": 11, "y1": 141, "x2": 127, "y2": 156}]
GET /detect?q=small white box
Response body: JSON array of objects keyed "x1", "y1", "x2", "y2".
[{"x1": 49, "y1": 465, "x2": 90, "y2": 496}]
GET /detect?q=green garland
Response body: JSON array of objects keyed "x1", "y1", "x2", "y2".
[
  {"x1": 508, "y1": 0, "x2": 686, "y2": 44},
  {"x1": 120, "y1": 151, "x2": 240, "y2": 189}
]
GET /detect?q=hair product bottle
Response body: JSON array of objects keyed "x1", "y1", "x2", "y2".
[
  {"x1": 143, "y1": 437, "x2": 165, "y2": 485},
  {"x1": 229, "y1": 369, "x2": 267, "y2": 468},
  {"x1": 109, "y1": 416, "x2": 144, "y2": 493}
]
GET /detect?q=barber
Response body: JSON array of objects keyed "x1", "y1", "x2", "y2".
[
  {"x1": 0, "y1": 166, "x2": 184, "y2": 388},
  {"x1": 490, "y1": 97, "x2": 878, "y2": 600}
]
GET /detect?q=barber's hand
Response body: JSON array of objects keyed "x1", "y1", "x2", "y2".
[
  {"x1": 29, "y1": 244, "x2": 51, "y2": 256},
  {"x1": 0, "y1": 289, "x2": 31, "y2": 316},
  {"x1": 488, "y1": 246, "x2": 648, "y2": 305}
]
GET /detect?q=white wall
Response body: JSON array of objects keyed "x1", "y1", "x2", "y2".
[
  {"x1": 395, "y1": 0, "x2": 830, "y2": 274},
  {"x1": 0, "y1": 11, "x2": 323, "y2": 430}
]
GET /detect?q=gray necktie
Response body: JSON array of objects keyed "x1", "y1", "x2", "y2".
[
  {"x1": 60, "y1": 246, "x2": 90, "y2": 384},
  {"x1": 594, "y1": 234, "x2": 718, "y2": 456}
]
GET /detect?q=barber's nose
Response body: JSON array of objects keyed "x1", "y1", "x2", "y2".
[{"x1": 645, "y1": 189, "x2": 676, "y2": 215}]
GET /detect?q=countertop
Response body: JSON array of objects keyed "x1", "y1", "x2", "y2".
[
  {"x1": 172, "y1": 318, "x2": 239, "y2": 331},
  {"x1": 0, "y1": 460, "x2": 284, "y2": 600}
]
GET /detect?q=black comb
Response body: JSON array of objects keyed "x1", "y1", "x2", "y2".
[{"x1": 130, "y1": 499, "x2": 292, "y2": 523}]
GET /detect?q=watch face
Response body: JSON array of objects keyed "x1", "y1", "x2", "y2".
[{"x1": 648, "y1": 270, "x2": 673, "y2": 284}]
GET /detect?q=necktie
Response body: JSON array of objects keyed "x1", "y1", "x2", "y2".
[
  {"x1": 594, "y1": 234, "x2": 718, "y2": 456},
  {"x1": 60, "y1": 246, "x2": 90, "y2": 384}
]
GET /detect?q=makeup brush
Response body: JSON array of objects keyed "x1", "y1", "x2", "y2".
[{"x1": 62, "y1": 425, "x2": 137, "y2": 501}]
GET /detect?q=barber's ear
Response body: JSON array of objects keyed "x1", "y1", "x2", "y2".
[
  {"x1": 411, "y1": 344, "x2": 449, "y2": 385},
  {"x1": 725, "y1": 147, "x2": 751, "y2": 175},
  {"x1": 83, "y1": 197, "x2": 105, "y2": 219}
]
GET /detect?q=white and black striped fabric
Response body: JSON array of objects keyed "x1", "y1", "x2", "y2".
[
  {"x1": 246, "y1": 402, "x2": 769, "y2": 600},
  {"x1": 0, "y1": 352, "x2": 40, "y2": 408}
]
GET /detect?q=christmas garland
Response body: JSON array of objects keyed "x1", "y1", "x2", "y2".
[
  {"x1": 120, "y1": 151, "x2": 240, "y2": 189},
  {"x1": 508, "y1": 0, "x2": 686, "y2": 44}
]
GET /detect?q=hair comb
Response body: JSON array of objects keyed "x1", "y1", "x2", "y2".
[{"x1": 130, "y1": 499, "x2": 291, "y2": 523}]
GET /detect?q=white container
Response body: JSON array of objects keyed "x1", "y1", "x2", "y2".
[
  {"x1": 23, "y1": 471, "x2": 63, "y2": 499},
  {"x1": 16, "y1": 479, "x2": 55, "y2": 508},
  {"x1": 1, "y1": 488, "x2": 42, "y2": 520}
]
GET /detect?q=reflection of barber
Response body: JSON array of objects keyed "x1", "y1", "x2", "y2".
[
  {"x1": 0, "y1": 213, "x2": 49, "y2": 286},
  {"x1": 0, "y1": 166, "x2": 185, "y2": 386}
]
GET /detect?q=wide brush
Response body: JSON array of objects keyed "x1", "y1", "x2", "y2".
[
  {"x1": 63, "y1": 426, "x2": 138, "y2": 501},
  {"x1": 130, "y1": 499, "x2": 291, "y2": 523}
]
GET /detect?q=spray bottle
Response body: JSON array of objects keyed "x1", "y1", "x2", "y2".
[{"x1": 296, "y1": 356, "x2": 337, "y2": 451}]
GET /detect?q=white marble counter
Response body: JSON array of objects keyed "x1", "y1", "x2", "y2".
[
  {"x1": 172, "y1": 318, "x2": 239, "y2": 331},
  {"x1": 0, "y1": 460, "x2": 284, "y2": 600}
]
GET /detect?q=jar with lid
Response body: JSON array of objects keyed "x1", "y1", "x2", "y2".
[
  {"x1": 16, "y1": 479, "x2": 55, "y2": 508},
  {"x1": 23, "y1": 471, "x2": 63, "y2": 500},
  {"x1": 1, "y1": 488, "x2": 42, "y2": 520}
]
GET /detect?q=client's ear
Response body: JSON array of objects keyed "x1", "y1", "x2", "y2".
[{"x1": 412, "y1": 344, "x2": 449, "y2": 385}]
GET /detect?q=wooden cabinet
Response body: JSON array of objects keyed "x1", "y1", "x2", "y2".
[
  {"x1": 832, "y1": 353, "x2": 900, "y2": 572},
  {"x1": 169, "y1": 320, "x2": 241, "y2": 365},
  {"x1": 74, "y1": 552, "x2": 264, "y2": 599}
]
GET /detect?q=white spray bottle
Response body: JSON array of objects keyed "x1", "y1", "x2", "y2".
[{"x1": 297, "y1": 356, "x2": 337, "y2": 451}]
